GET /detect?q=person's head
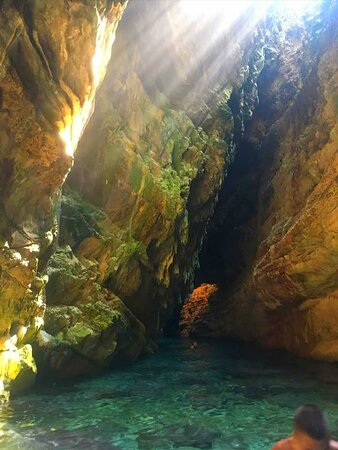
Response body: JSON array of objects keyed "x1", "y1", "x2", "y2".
[{"x1": 292, "y1": 405, "x2": 330, "y2": 449}]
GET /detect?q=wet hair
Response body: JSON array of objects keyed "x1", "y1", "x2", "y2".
[{"x1": 294, "y1": 405, "x2": 329, "y2": 440}]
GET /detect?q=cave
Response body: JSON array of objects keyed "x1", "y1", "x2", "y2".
[{"x1": 0, "y1": 0, "x2": 338, "y2": 448}]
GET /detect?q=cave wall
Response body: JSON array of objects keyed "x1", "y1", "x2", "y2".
[
  {"x1": 4, "y1": 0, "x2": 267, "y2": 397},
  {"x1": 29, "y1": 0, "x2": 295, "y2": 380},
  {"x1": 184, "y1": 2, "x2": 338, "y2": 362},
  {"x1": 0, "y1": 0, "x2": 127, "y2": 399},
  {"x1": 39, "y1": 0, "x2": 266, "y2": 378},
  {"x1": 1, "y1": 0, "x2": 336, "y2": 400}
]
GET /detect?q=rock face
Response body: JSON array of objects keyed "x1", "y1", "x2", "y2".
[
  {"x1": 0, "y1": 0, "x2": 127, "y2": 398},
  {"x1": 23, "y1": 1, "x2": 281, "y2": 380},
  {"x1": 1, "y1": 0, "x2": 240, "y2": 394},
  {"x1": 1, "y1": 0, "x2": 337, "y2": 398},
  {"x1": 185, "y1": 3, "x2": 338, "y2": 361},
  {"x1": 41, "y1": 1, "x2": 237, "y2": 375},
  {"x1": 180, "y1": 284, "x2": 219, "y2": 337}
]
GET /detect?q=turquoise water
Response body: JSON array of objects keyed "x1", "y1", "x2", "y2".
[{"x1": 1, "y1": 338, "x2": 338, "y2": 449}]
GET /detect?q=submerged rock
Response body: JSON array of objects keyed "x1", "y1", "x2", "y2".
[
  {"x1": 31, "y1": 429, "x2": 121, "y2": 450},
  {"x1": 138, "y1": 424, "x2": 222, "y2": 450}
]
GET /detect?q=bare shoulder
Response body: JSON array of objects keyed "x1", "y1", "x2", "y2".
[
  {"x1": 330, "y1": 440, "x2": 338, "y2": 450},
  {"x1": 271, "y1": 438, "x2": 293, "y2": 450}
]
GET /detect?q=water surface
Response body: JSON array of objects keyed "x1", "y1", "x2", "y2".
[{"x1": 1, "y1": 338, "x2": 338, "y2": 449}]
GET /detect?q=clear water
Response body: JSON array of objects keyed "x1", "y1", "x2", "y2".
[{"x1": 1, "y1": 338, "x2": 338, "y2": 449}]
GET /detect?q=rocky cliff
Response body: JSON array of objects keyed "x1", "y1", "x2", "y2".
[
  {"x1": 183, "y1": 2, "x2": 338, "y2": 362},
  {"x1": 0, "y1": 0, "x2": 127, "y2": 400},
  {"x1": 37, "y1": 1, "x2": 250, "y2": 379},
  {"x1": 0, "y1": 0, "x2": 274, "y2": 396}
]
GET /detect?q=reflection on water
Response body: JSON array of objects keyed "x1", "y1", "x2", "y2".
[{"x1": 1, "y1": 338, "x2": 338, "y2": 449}]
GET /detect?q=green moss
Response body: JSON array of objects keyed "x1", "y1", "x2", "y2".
[
  {"x1": 63, "y1": 187, "x2": 107, "y2": 223},
  {"x1": 119, "y1": 239, "x2": 149, "y2": 266},
  {"x1": 158, "y1": 167, "x2": 182, "y2": 198},
  {"x1": 50, "y1": 301, "x2": 125, "y2": 346},
  {"x1": 66, "y1": 322, "x2": 93, "y2": 345},
  {"x1": 81, "y1": 302, "x2": 123, "y2": 329},
  {"x1": 164, "y1": 138, "x2": 175, "y2": 159},
  {"x1": 129, "y1": 162, "x2": 144, "y2": 192},
  {"x1": 172, "y1": 134, "x2": 190, "y2": 171}
]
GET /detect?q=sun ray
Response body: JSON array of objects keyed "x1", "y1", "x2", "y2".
[{"x1": 58, "y1": 3, "x2": 127, "y2": 157}]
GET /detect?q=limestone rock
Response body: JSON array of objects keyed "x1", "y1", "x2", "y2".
[
  {"x1": 0, "y1": 344, "x2": 37, "y2": 400},
  {"x1": 0, "y1": 0, "x2": 127, "y2": 397},
  {"x1": 62, "y1": 14, "x2": 232, "y2": 342},
  {"x1": 36, "y1": 245, "x2": 147, "y2": 378},
  {"x1": 39, "y1": 0, "x2": 273, "y2": 374},
  {"x1": 1, "y1": 0, "x2": 337, "y2": 399},
  {"x1": 180, "y1": 284, "x2": 219, "y2": 337},
  {"x1": 189, "y1": 3, "x2": 338, "y2": 361}
]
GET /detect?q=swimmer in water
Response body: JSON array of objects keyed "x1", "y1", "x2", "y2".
[{"x1": 271, "y1": 405, "x2": 338, "y2": 450}]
